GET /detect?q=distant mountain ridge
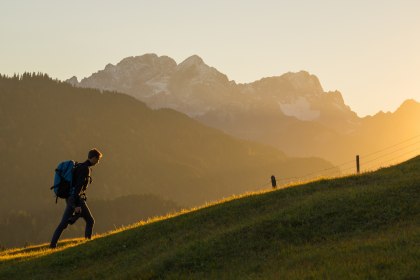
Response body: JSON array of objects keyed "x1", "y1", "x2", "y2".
[
  {"x1": 68, "y1": 54, "x2": 357, "y2": 129},
  {"x1": 67, "y1": 54, "x2": 420, "y2": 166}
]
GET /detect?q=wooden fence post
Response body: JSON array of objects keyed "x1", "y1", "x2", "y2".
[
  {"x1": 356, "y1": 155, "x2": 360, "y2": 174},
  {"x1": 271, "y1": 175, "x2": 277, "y2": 188}
]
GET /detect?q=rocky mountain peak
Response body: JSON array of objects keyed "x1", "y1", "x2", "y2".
[
  {"x1": 399, "y1": 98, "x2": 419, "y2": 108},
  {"x1": 178, "y1": 55, "x2": 205, "y2": 68},
  {"x1": 65, "y1": 76, "x2": 79, "y2": 86},
  {"x1": 115, "y1": 54, "x2": 177, "y2": 74},
  {"x1": 395, "y1": 99, "x2": 420, "y2": 115},
  {"x1": 281, "y1": 71, "x2": 324, "y2": 94},
  {"x1": 175, "y1": 55, "x2": 229, "y2": 84}
]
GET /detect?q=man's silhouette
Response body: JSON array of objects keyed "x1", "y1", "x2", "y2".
[{"x1": 50, "y1": 148, "x2": 103, "y2": 248}]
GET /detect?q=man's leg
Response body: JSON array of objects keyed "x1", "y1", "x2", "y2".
[
  {"x1": 80, "y1": 200, "x2": 95, "y2": 239},
  {"x1": 50, "y1": 201, "x2": 74, "y2": 248}
]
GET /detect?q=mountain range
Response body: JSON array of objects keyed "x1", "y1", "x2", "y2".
[{"x1": 67, "y1": 54, "x2": 420, "y2": 167}]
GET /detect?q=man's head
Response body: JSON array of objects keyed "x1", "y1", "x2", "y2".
[{"x1": 88, "y1": 148, "x2": 103, "y2": 166}]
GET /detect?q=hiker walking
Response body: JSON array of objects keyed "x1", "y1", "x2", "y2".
[{"x1": 50, "y1": 148, "x2": 103, "y2": 248}]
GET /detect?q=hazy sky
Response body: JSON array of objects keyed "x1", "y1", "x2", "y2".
[{"x1": 1, "y1": 0, "x2": 419, "y2": 116}]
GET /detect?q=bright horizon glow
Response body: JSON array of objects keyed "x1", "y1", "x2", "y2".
[{"x1": 1, "y1": 0, "x2": 419, "y2": 117}]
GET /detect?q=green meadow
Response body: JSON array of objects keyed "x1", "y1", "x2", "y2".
[{"x1": 1, "y1": 156, "x2": 419, "y2": 279}]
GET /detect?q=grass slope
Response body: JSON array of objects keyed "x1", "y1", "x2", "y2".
[{"x1": 1, "y1": 156, "x2": 419, "y2": 279}]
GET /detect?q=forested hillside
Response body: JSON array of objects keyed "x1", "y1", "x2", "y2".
[{"x1": 0, "y1": 73, "x2": 335, "y2": 248}]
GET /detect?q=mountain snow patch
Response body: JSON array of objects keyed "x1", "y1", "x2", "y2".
[
  {"x1": 279, "y1": 97, "x2": 320, "y2": 121},
  {"x1": 146, "y1": 77, "x2": 170, "y2": 96}
]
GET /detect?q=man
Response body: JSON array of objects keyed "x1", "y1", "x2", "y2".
[{"x1": 50, "y1": 148, "x2": 103, "y2": 248}]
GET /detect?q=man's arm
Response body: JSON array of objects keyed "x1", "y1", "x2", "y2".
[{"x1": 71, "y1": 166, "x2": 89, "y2": 207}]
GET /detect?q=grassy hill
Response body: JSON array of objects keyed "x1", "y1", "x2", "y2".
[{"x1": 1, "y1": 156, "x2": 419, "y2": 279}]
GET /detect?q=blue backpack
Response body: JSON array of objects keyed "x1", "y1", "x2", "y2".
[{"x1": 50, "y1": 160, "x2": 79, "y2": 203}]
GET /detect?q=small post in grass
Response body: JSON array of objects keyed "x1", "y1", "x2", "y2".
[
  {"x1": 356, "y1": 155, "x2": 360, "y2": 174},
  {"x1": 271, "y1": 175, "x2": 277, "y2": 188}
]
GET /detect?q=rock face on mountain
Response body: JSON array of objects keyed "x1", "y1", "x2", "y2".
[
  {"x1": 67, "y1": 54, "x2": 420, "y2": 166},
  {"x1": 71, "y1": 54, "x2": 357, "y2": 128}
]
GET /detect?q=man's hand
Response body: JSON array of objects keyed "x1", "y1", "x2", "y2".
[{"x1": 75, "y1": 207, "x2": 82, "y2": 214}]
